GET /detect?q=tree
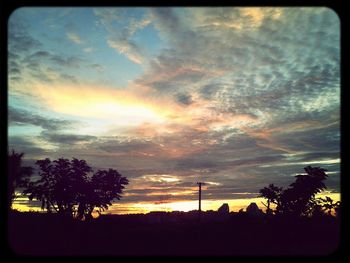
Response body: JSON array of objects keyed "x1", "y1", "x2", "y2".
[
  {"x1": 258, "y1": 184, "x2": 283, "y2": 215},
  {"x1": 23, "y1": 158, "x2": 91, "y2": 215},
  {"x1": 24, "y1": 157, "x2": 129, "y2": 219},
  {"x1": 76, "y1": 169, "x2": 129, "y2": 220},
  {"x1": 316, "y1": 196, "x2": 340, "y2": 216},
  {"x1": 259, "y1": 166, "x2": 331, "y2": 218},
  {"x1": 7, "y1": 150, "x2": 33, "y2": 210},
  {"x1": 284, "y1": 166, "x2": 328, "y2": 217}
]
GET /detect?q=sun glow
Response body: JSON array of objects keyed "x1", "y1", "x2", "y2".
[{"x1": 33, "y1": 83, "x2": 178, "y2": 125}]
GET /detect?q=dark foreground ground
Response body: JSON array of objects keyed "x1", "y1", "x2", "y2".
[{"x1": 7, "y1": 211, "x2": 341, "y2": 256}]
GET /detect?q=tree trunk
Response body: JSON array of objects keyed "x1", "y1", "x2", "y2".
[{"x1": 267, "y1": 200, "x2": 271, "y2": 215}]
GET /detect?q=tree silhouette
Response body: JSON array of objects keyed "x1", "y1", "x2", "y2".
[
  {"x1": 316, "y1": 196, "x2": 340, "y2": 216},
  {"x1": 283, "y1": 166, "x2": 328, "y2": 217},
  {"x1": 7, "y1": 150, "x2": 33, "y2": 210},
  {"x1": 23, "y1": 157, "x2": 128, "y2": 219},
  {"x1": 259, "y1": 166, "x2": 332, "y2": 218},
  {"x1": 77, "y1": 169, "x2": 129, "y2": 220},
  {"x1": 258, "y1": 184, "x2": 283, "y2": 215}
]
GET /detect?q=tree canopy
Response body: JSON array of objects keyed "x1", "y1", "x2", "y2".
[
  {"x1": 23, "y1": 157, "x2": 129, "y2": 220},
  {"x1": 259, "y1": 166, "x2": 338, "y2": 218}
]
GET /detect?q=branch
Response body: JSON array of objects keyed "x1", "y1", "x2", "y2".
[
  {"x1": 48, "y1": 200, "x2": 59, "y2": 212},
  {"x1": 261, "y1": 201, "x2": 268, "y2": 208}
]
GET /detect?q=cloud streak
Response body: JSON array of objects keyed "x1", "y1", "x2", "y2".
[
  {"x1": 67, "y1": 32, "x2": 83, "y2": 44},
  {"x1": 8, "y1": 107, "x2": 75, "y2": 130},
  {"x1": 94, "y1": 8, "x2": 151, "y2": 64}
]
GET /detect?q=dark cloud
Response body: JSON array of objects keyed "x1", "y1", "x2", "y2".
[
  {"x1": 40, "y1": 131, "x2": 97, "y2": 145},
  {"x1": 176, "y1": 158, "x2": 218, "y2": 171},
  {"x1": 96, "y1": 137, "x2": 157, "y2": 154},
  {"x1": 9, "y1": 67, "x2": 21, "y2": 75},
  {"x1": 9, "y1": 76, "x2": 22, "y2": 82},
  {"x1": 175, "y1": 93, "x2": 193, "y2": 105},
  {"x1": 8, "y1": 51, "x2": 21, "y2": 61},
  {"x1": 23, "y1": 50, "x2": 86, "y2": 69},
  {"x1": 17, "y1": 49, "x2": 96, "y2": 83},
  {"x1": 272, "y1": 122, "x2": 340, "y2": 153},
  {"x1": 8, "y1": 18, "x2": 41, "y2": 53},
  {"x1": 88, "y1": 63, "x2": 105, "y2": 72},
  {"x1": 8, "y1": 107, "x2": 75, "y2": 130},
  {"x1": 30, "y1": 51, "x2": 51, "y2": 58},
  {"x1": 59, "y1": 73, "x2": 78, "y2": 83},
  {"x1": 49, "y1": 55, "x2": 86, "y2": 68},
  {"x1": 8, "y1": 136, "x2": 46, "y2": 156},
  {"x1": 135, "y1": 54, "x2": 209, "y2": 94},
  {"x1": 149, "y1": 8, "x2": 182, "y2": 37},
  {"x1": 199, "y1": 83, "x2": 222, "y2": 100}
]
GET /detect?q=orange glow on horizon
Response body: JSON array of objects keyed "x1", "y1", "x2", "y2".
[{"x1": 12, "y1": 193, "x2": 341, "y2": 215}]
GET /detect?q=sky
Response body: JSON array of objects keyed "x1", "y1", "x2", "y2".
[{"x1": 8, "y1": 7, "x2": 340, "y2": 214}]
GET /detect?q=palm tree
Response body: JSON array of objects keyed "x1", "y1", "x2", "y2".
[{"x1": 7, "y1": 150, "x2": 33, "y2": 210}]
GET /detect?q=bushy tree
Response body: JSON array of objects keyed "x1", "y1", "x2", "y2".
[
  {"x1": 24, "y1": 158, "x2": 128, "y2": 219},
  {"x1": 7, "y1": 150, "x2": 33, "y2": 210},
  {"x1": 76, "y1": 169, "x2": 129, "y2": 220},
  {"x1": 259, "y1": 166, "x2": 335, "y2": 218}
]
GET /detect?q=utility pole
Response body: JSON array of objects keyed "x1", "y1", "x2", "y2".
[{"x1": 197, "y1": 182, "x2": 205, "y2": 222}]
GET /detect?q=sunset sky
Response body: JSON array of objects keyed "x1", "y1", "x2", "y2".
[{"x1": 8, "y1": 7, "x2": 340, "y2": 214}]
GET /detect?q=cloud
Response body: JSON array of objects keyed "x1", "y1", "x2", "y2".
[
  {"x1": 94, "y1": 8, "x2": 150, "y2": 64},
  {"x1": 175, "y1": 93, "x2": 193, "y2": 105},
  {"x1": 30, "y1": 51, "x2": 51, "y2": 58},
  {"x1": 8, "y1": 136, "x2": 47, "y2": 157},
  {"x1": 141, "y1": 8, "x2": 339, "y2": 118},
  {"x1": 25, "y1": 83, "x2": 180, "y2": 127},
  {"x1": 59, "y1": 73, "x2": 78, "y2": 83},
  {"x1": 8, "y1": 17, "x2": 41, "y2": 81},
  {"x1": 192, "y1": 7, "x2": 283, "y2": 31},
  {"x1": 199, "y1": 83, "x2": 222, "y2": 100},
  {"x1": 22, "y1": 50, "x2": 85, "y2": 69},
  {"x1": 107, "y1": 38, "x2": 143, "y2": 64},
  {"x1": 135, "y1": 53, "x2": 226, "y2": 96},
  {"x1": 40, "y1": 131, "x2": 97, "y2": 145},
  {"x1": 148, "y1": 8, "x2": 188, "y2": 43},
  {"x1": 49, "y1": 55, "x2": 86, "y2": 68},
  {"x1": 83, "y1": 47, "x2": 96, "y2": 53},
  {"x1": 66, "y1": 32, "x2": 83, "y2": 44},
  {"x1": 93, "y1": 8, "x2": 123, "y2": 25},
  {"x1": 13, "y1": 48, "x2": 102, "y2": 84},
  {"x1": 88, "y1": 63, "x2": 104, "y2": 71},
  {"x1": 8, "y1": 8, "x2": 340, "y2": 209},
  {"x1": 8, "y1": 15, "x2": 42, "y2": 53},
  {"x1": 8, "y1": 106, "x2": 75, "y2": 130},
  {"x1": 9, "y1": 61, "x2": 21, "y2": 75}
]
